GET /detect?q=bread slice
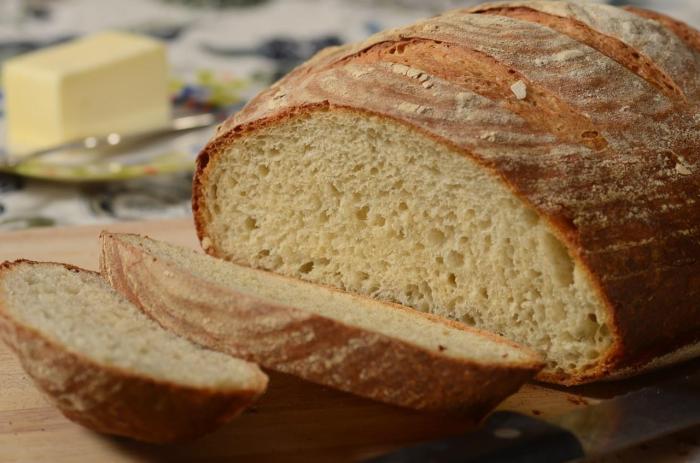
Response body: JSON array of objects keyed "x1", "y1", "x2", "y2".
[
  {"x1": 100, "y1": 232, "x2": 543, "y2": 416},
  {"x1": 0, "y1": 260, "x2": 268, "y2": 443},
  {"x1": 191, "y1": 2, "x2": 700, "y2": 385}
]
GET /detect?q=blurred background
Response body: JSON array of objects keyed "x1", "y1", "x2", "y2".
[{"x1": 0, "y1": 0, "x2": 697, "y2": 232}]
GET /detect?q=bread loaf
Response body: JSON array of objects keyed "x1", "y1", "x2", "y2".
[
  {"x1": 192, "y1": 1, "x2": 700, "y2": 385},
  {"x1": 100, "y1": 232, "x2": 542, "y2": 415},
  {"x1": 0, "y1": 260, "x2": 267, "y2": 443}
]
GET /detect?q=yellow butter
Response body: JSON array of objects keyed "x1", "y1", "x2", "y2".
[{"x1": 3, "y1": 31, "x2": 170, "y2": 151}]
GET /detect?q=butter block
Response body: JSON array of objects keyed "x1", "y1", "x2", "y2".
[{"x1": 3, "y1": 31, "x2": 170, "y2": 151}]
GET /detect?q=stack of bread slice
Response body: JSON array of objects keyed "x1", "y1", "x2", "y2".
[{"x1": 0, "y1": 233, "x2": 543, "y2": 442}]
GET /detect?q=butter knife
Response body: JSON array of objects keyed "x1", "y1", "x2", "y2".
[{"x1": 367, "y1": 367, "x2": 700, "y2": 462}]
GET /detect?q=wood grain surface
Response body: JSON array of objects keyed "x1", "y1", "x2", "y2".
[{"x1": 0, "y1": 219, "x2": 697, "y2": 462}]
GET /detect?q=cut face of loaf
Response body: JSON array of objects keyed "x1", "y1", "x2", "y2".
[
  {"x1": 100, "y1": 232, "x2": 543, "y2": 415},
  {"x1": 0, "y1": 260, "x2": 267, "y2": 443},
  {"x1": 196, "y1": 110, "x2": 608, "y2": 383},
  {"x1": 194, "y1": 2, "x2": 700, "y2": 384}
]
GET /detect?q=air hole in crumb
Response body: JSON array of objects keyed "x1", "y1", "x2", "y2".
[
  {"x1": 369, "y1": 167, "x2": 379, "y2": 175},
  {"x1": 257, "y1": 249, "x2": 270, "y2": 257},
  {"x1": 435, "y1": 256, "x2": 444, "y2": 265},
  {"x1": 65, "y1": 285, "x2": 80, "y2": 295},
  {"x1": 406, "y1": 284, "x2": 418, "y2": 298},
  {"x1": 446, "y1": 250, "x2": 464, "y2": 267},
  {"x1": 479, "y1": 287, "x2": 489, "y2": 300},
  {"x1": 257, "y1": 165, "x2": 270, "y2": 176},
  {"x1": 355, "y1": 206, "x2": 369, "y2": 220},
  {"x1": 522, "y1": 208, "x2": 539, "y2": 225},
  {"x1": 398, "y1": 201, "x2": 408, "y2": 211},
  {"x1": 447, "y1": 273, "x2": 457, "y2": 286},
  {"x1": 427, "y1": 228, "x2": 446, "y2": 246},
  {"x1": 352, "y1": 164, "x2": 363, "y2": 172},
  {"x1": 329, "y1": 184, "x2": 341, "y2": 197},
  {"x1": 588, "y1": 313, "x2": 598, "y2": 323},
  {"x1": 244, "y1": 217, "x2": 258, "y2": 230},
  {"x1": 271, "y1": 256, "x2": 283, "y2": 269},
  {"x1": 299, "y1": 262, "x2": 314, "y2": 273},
  {"x1": 541, "y1": 232, "x2": 574, "y2": 286},
  {"x1": 372, "y1": 215, "x2": 386, "y2": 226}
]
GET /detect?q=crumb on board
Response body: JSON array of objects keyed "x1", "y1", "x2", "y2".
[{"x1": 510, "y1": 80, "x2": 527, "y2": 100}]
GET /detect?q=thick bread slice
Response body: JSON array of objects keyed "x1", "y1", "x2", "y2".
[
  {"x1": 100, "y1": 232, "x2": 543, "y2": 415},
  {"x1": 192, "y1": 2, "x2": 700, "y2": 385},
  {"x1": 0, "y1": 260, "x2": 267, "y2": 443}
]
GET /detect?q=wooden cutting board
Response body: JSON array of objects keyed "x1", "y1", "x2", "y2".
[{"x1": 0, "y1": 219, "x2": 697, "y2": 462}]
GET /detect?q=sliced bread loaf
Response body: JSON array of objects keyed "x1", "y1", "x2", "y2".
[
  {"x1": 0, "y1": 260, "x2": 268, "y2": 443},
  {"x1": 100, "y1": 232, "x2": 543, "y2": 415},
  {"x1": 191, "y1": 1, "x2": 700, "y2": 385}
]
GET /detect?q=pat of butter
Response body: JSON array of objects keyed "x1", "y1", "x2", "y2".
[{"x1": 3, "y1": 31, "x2": 170, "y2": 151}]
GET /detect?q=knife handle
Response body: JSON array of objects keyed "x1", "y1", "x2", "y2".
[{"x1": 366, "y1": 411, "x2": 585, "y2": 463}]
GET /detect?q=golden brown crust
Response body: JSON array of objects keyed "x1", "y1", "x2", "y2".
[
  {"x1": 100, "y1": 232, "x2": 542, "y2": 415},
  {"x1": 624, "y1": 6, "x2": 700, "y2": 53},
  {"x1": 0, "y1": 260, "x2": 267, "y2": 443},
  {"x1": 192, "y1": 3, "x2": 700, "y2": 385},
  {"x1": 469, "y1": 1, "x2": 700, "y2": 103}
]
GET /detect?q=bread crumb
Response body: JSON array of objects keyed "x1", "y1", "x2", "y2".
[
  {"x1": 480, "y1": 131, "x2": 497, "y2": 142},
  {"x1": 390, "y1": 63, "x2": 410, "y2": 75},
  {"x1": 675, "y1": 163, "x2": 691, "y2": 175},
  {"x1": 398, "y1": 102, "x2": 430, "y2": 114},
  {"x1": 406, "y1": 68, "x2": 422, "y2": 79},
  {"x1": 510, "y1": 80, "x2": 527, "y2": 100},
  {"x1": 351, "y1": 68, "x2": 371, "y2": 78},
  {"x1": 163, "y1": 270, "x2": 174, "y2": 278}
]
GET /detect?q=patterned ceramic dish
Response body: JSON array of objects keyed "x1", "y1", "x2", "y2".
[{"x1": 0, "y1": 74, "x2": 247, "y2": 182}]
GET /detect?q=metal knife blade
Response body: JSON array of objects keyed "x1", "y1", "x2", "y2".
[
  {"x1": 0, "y1": 111, "x2": 228, "y2": 168},
  {"x1": 366, "y1": 368, "x2": 700, "y2": 463},
  {"x1": 555, "y1": 369, "x2": 700, "y2": 458}
]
